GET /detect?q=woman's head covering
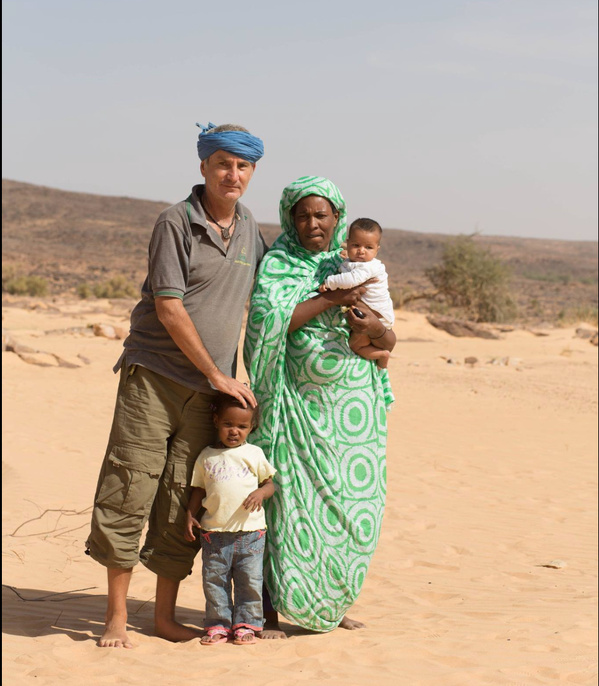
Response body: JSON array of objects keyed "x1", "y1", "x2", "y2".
[
  {"x1": 196, "y1": 122, "x2": 264, "y2": 163},
  {"x1": 279, "y1": 176, "x2": 347, "y2": 253}
]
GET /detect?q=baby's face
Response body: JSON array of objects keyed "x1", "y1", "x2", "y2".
[{"x1": 346, "y1": 228, "x2": 380, "y2": 263}]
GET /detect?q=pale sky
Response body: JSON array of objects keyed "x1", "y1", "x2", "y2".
[{"x1": 2, "y1": 0, "x2": 598, "y2": 240}]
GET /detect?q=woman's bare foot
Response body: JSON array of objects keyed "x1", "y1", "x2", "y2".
[
  {"x1": 98, "y1": 616, "x2": 133, "y2": 648},
  {"x1": 155, "y1": 617, "x2": 203, "y2": 643},
  {"x1": 259, "y1": 610, "x2": 287, "y2": 640},
  {"x1": 339, "y1": 615, "x2": 366, "y2": 630}
]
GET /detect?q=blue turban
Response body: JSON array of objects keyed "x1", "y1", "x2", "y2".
[{"x1": 196, "y1": 122, "x2": 264, "y2": 163}]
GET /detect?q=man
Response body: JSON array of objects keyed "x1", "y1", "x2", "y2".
[{"x1": 85, "y1": 122, "x2": 266, "y2": 648}]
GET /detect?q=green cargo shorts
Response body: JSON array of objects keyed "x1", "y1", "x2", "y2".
[{"x1": 85, "y1": 364, "x2": 216, "y2": 581}]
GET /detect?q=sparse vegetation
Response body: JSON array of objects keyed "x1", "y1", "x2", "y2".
[
  {"x1": 2, "y1": 266, "x2": 49, "y2": 296},
  {"x1": 89, "y1": 276, "x2": 139, "y2": 299},
  {"x1": 76, "y1": 283, "x2": 93, "y2": 299},
  {"x1": 425, "y1": 235, "x2": 517, "y2": 323},
  {"x1": 2, "y1": 180, "x2": 597, "y2": 325},
  {"x1": 556, "y1": 306, "x2": 598, "y2": 327}
]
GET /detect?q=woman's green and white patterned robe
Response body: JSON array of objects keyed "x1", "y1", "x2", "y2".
[{"x1": 243, "y1": 176, "x2": 393, "y2": 632}]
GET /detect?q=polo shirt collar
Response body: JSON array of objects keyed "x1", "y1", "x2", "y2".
[{"x1": 188, "y1": 184, "x2": 246, "y2": 253}]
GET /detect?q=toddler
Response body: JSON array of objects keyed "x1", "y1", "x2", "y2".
[
  {"x1": 320, "y1": 217, "x2": 394, "y2": 368},
  {"x1": 185, "y1": 393, "x2": 276, "y2": 646}
]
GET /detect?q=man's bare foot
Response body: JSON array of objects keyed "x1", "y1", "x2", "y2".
[
  {"x1": 154, "y1": 618, "x2": 203, "y2": 642},
  {"x1": 339, "y1": 615, "x2": 366, "y2": 630},
  {"x1": 98, "y1": 618, "x2": 134, "y2": 648}
]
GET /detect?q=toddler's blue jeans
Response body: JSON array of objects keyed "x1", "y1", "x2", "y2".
[{"x1": 201, "y1": 529, "x2": 266, "y2": 631}]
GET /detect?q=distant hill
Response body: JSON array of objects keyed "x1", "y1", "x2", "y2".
[{"x1": 2, "y1": 179, "x2": 597, "y2": 323}]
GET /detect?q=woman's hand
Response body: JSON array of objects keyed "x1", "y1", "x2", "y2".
[
  {"x1": 346, "y1": 303, "x2": 396, "y2": 352},
  {"x1": 288, "y1": 286, "x2": 365, "y2": 333},
  {"x1": 288, "y1": 280, "x2": 375, "y2": 334},
  {"x1": 320, "y1": 283, "x2": 366, "y2": 307}
]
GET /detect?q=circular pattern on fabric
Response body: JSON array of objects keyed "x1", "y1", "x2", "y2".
[
  {"x1": 296, "y1": 386, "x2": 334, "y2": 437},
  {"x1": 339, "y1": 395, "x2": 372, "y2": 437},
  {"x1": 347, "y1": 557, "x2": 370, "y2": 597},
  {"x1": 265, "y1": 492, "x2": 287, "y2": 539},
  {"x1": 346, "y1": 449, "x2": 376, "y2": 493},
  {"x1": 271, "y1": 437, "x2": 291, "y2": 476},
  {"x1": 263, "y1": 254, "x2": 294, "y2": 276},
  {"x1": 322, "y1": 552, "x2": 348, "y2": 594},
  {"x1": 379, "y1": 457, "x2": 387, "y2": 497},
  {"x1": 346, "y1": 501, "x2": 382, "y2": 553},
  {"x1": 316, "y1": 494, "x2": 349, "y2": 544},
  {"x1": 278, "y1": 569, "x2": 314, "y2": 622},
  {"x1": 292, "y1": 515, "x2": 320, "y2": 564}
]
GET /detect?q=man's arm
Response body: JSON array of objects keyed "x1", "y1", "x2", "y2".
[{"x1": 155, "y1": 296, "x2": 256, "y2": 407}]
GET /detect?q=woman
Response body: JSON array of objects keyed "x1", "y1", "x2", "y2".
[{"x1": 244, "y1": 176, "x2": 395, "y2": 633}]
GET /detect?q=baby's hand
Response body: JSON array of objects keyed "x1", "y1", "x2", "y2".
[
  {"x1": 243, "y1": 489, "x2": 265, "y2": 513},
  {"x1": 318, "y1": 283, "x2": 329, "y2": 293}
]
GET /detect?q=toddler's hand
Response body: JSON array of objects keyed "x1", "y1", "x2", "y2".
[
  {"x1": 243, "y1": 489, "x2": 265, "y2": 512},
  {"x1": 184, "y1": 511, "x2": 201, "y2": 542}
]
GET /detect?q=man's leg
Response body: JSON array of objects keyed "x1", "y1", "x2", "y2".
[
  {"x1": 154, "y1": 575, "x2": 201, "y2": 642},
  {"x1": 140, "y1": 389, "x2": 216, "y2": 640},
  {"x1": 99, "y1": 568, "x2": 134, "y2": 648},
  {"x1": 86, "y1": 365, "x2": 188, "y2": 647}
]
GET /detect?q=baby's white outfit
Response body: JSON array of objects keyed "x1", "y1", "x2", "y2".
[{"x1": 324, "y1": 258, "x2": 395, "y2": 329}]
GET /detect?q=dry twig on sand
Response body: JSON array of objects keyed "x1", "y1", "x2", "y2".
[
  {"x1": 3, "y1": 585, "x2": 98, "y2": 602},
  {"x1": 9, "y1": 506, "x2": 92, "y2": 538}
]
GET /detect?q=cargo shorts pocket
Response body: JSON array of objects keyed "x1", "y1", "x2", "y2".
[
  {"x1": 168, "y1": 461, "x2": 192, "y2": 524},
  {"x1": 96, "y1": 446, "x2": 164, "y2": 516}
]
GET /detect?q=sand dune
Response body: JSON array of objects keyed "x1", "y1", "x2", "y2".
[{"x1": 2, "y1": 297, "x2": 597, "y2": 685}]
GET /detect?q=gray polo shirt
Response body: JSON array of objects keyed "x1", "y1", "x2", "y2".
[{"x1": 116, "y1": 184, "x2": 267, "y2": 393}]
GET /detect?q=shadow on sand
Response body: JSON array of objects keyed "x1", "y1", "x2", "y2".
[{"x1": 2, "y1": 584, "x2": 312, "y2": 643}]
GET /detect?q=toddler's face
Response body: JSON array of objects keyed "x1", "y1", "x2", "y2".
[
  {"x1": 214, "y1": 406, "x2": 254, "y2": 448},
  {"x1": 347, "y1": 229, "x2": 380, "y2": 263}
]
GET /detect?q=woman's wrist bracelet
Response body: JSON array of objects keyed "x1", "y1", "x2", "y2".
[{"x1": 370, "y1": 326, "x2": 387, "y2": 340}]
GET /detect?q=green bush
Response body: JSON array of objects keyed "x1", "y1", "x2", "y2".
[
  {"x1": 2, "y1": 268, "x2": 49, "y2": 297},
  {"x1": 557, "y1": 306, "x2": 598, "y2": 327},
  {"x1": 92, "y1": 276, "x2": 138, "y2": 299},
  {"x1": 77, "y1": 283, "x2": 93, "y2": 299},
  {"x1": 425, "y1": 235, "x2": 517, "y2": 322}
]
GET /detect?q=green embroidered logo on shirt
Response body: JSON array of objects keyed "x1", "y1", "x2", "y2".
[{"x1": 234, "y1": 246, "x2": 252, "y2": 267}]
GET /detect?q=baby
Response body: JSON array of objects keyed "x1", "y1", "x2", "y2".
[
  {"x1": 320, "y1": 217, "x2": 394, "y2": 369},
  {"x1": 185, "y1": 392, "x2": 276, "y2": 646}
]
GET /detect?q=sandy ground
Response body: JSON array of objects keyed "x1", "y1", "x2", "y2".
[{"x1": 2, "y1": 297, "x2": 597, "y2": 686}]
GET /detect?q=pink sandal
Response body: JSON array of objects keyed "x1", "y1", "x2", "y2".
[
  {"x1": 233, "y1": 627, "x2": 256, "y2": 645},
  {"x1": 200, "y1": 628, "x2": 230, "y2": 646}
]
